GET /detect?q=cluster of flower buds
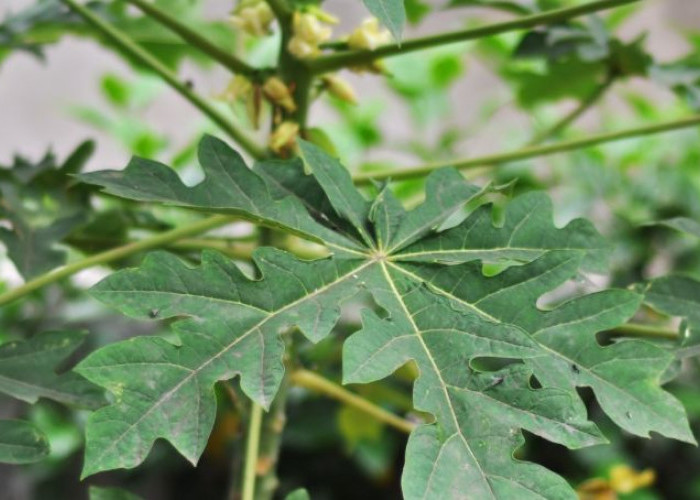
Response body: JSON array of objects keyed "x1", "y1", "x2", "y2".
[
  {"x1": 218, "y1": 75, "x2": 298, "y2": 128},
  {"x1": 288, "y1": 8, "x2": 337, "y2": 59},
  {"x1": 229, "y1": 0, "x2": 275, "y2": 37}
]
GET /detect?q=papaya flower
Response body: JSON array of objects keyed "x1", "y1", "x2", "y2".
[
  {"x1": 269, "y1": 121, "x2": 300, "y2": 154},
  {"x1": 262, "y1": 76, "x2": 296, "y2": 112},
  {"x1": 321, "y1": 74, "x2": 357, "y2": 104},
  {"x1": 229, "y1": 0, "x2": 274, "y2": 37}
]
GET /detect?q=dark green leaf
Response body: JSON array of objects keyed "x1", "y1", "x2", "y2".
[
  {"x1": 285, "y1": 489, "x2": 311, "y2": 500},
  {"x1": 76, "y1": 137, "x2": 693, "y2": 497},
  {"x1": 79, "y1": 135, "x2": 364, "y2": 255},
  {"x1": 0, "y1": 420, "x2": 49, "y2": 464},
  {"x1": 647, "y1": 217, "x2": 700, "y2": 239},
  {"x1": 642, "y1": 275, "x2": 700, "y2": 357},
  {"x1": 89, "y1": 486, "x2": 143, "y2": 500},
  {"x1": 0, "y1": 330, "x2": 104, "y2": 409},
  {"x1": 0, "y1": 141, "x2": 94, "y2": 278}
]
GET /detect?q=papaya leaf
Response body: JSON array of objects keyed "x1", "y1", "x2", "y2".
[
  {"x1": 0, "y1": 420, "x2": 49, "y2": 464},
  {"x1": 76, "y1": 137, "x2": 693, "y2": 498}
]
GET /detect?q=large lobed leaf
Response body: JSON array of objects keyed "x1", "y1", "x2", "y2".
[{"x1": 77, "y1": 136, "x2": 694, "y2": 498}]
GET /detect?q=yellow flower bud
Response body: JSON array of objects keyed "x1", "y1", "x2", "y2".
[
  {"x1": 218, "y1": 75, "x2": 252, "y2": 102},
  {"x1": 230, "y1": 0, "x2": 274, "y2": 37},
  {"x1": 292, "y1": 12, "x2": 332, "y2": 44},
  {"x1": 347, "y1": 18, "x2": 392, "y2": 51},
  {"x1": 288, "y1": 37, "x2": 319, "y2": 59},
  {"x1": 576, "y1": 478, "x2": 615, "y2": 500},
  {"x1": 262, "y1": 77, "x2": 296, "y2": 112},
  {"x1": 609, "y1": 465, "x2": 655, "y2": 494},
  {"x1": 269, "y1": 121, "x2": 300, "y2": 154},
  {"x1": 321, "y1": 74, "x2": 357, "y2": 104}
]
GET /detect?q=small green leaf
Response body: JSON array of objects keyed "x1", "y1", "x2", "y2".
[
  {"x1": 362, "y1": 0, "x2": 406, "y2": 41},
  {"x1": 285, "y1": 489, "x2": 311, "y2": 500},
  {"x1": 0, "y1": 420, "x2": 50, "y2": 464},
  {"x1": 650, "y1": 217, "x2": 700, "y2": 239},
  {"x1": 0, "y1": 330, "x2": 104, "y2": 409},
  {"x1": 642, "y1": 275, "x2": 700, "y2": 357},
  {"x1": 89, "y1": 486, "x2": 143, "y2": 500},
  {"x1": 298, "y1": 140, "x2": 373, "y2": 246}
]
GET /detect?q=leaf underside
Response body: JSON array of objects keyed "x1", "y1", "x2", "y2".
[{"x1": 78, "y1": 136, "x2": 694, "y2": 498}]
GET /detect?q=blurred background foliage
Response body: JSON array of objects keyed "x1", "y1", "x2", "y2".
[{"x1": 2, "y1": 0, "x2": 700, "y2": 499}]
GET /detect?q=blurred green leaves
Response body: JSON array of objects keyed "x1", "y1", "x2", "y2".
[{"x1": 0, "y1": 141, "x2": 93, "y2": 279}]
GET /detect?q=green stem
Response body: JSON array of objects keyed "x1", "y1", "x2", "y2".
[
  {"x1": 528, "y1": 74, "x2": 616, "y2": 146},
  {"x1": 0, "y1": 215, "x2": 235, "y2": 307},
  {"x1": 353, "y1": 113, "x2": 700, "y2": 185},
  {"x1": 122, "y1": 0, "x2": 263, "y2": 78},
  {"x1": 169, "y1": 239, "x2": 256, "y2": 259},
  {"x1": 254, "y1": 377, "x2": 289, "y2": 500},
  {"x1": 607, "y1": 323, "x2": 679, "y2": 341},
  {"x1": 307, "y1": 0, "x2": 641, "y2": 73},
  {"x1": 242, "y1": 402, "x2": 264, "y2": 500},
  {"x1": 60, "y1": 0, "x2": 265, "y2": 159},
  {"x1": 267, "y1": 0, "x2": 314, "y2": 128},
  {"x1": 290, "y1": 369, "x2": 416, "y2": 434}
]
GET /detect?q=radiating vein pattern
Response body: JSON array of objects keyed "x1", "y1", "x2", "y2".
[{"x1": 78, "y1": 138, "x2": 694, "y2": 498}]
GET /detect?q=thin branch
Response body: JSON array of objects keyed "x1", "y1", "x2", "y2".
[
  {"x1": 307, "y1": 0, "x2": 641, "y2": 74},
  {"x1": 0, "y1": 215, "x2": 236, "y2": 307},
  {"x1": 290, "y1": 369, "x2": 416, "y2": 434},
  {"x1": 122, "y1": 0, "x2": 262, "y2": 78},
  {"x1": 352, "y1": 113, "x2": 700, "y2": 185},
  {"x1": 60, "y1": 0, "x2": 266, "y2": 159},
  {"x1": 528, "y1": 74, "x2": 616, "y2": 146},
  {"x1": 242, "y1": 402, "x2": 264, "y2": 500}
]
